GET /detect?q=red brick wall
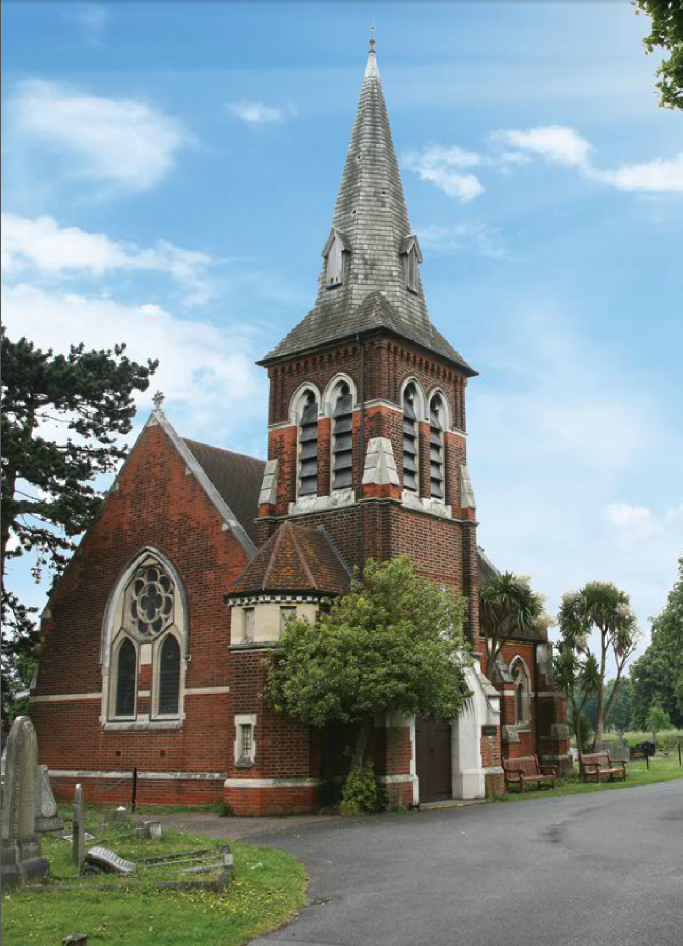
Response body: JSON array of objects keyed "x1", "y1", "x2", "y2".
[{"x1": 31, "y1": 419, "x2": 251, "y2": 799}]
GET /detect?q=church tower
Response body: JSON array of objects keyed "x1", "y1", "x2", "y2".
[{"x1": 257, "y1": 34, "x2": 481, "y2": 642}]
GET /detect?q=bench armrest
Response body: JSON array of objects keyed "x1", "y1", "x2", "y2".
[{"x1": 539, "y1": 765, "x2": 557, "y2": 776}]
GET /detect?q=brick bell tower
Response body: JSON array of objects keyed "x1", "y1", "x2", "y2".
[{"x1": 257, "y1": 34, "x2": 481, "y2": 641}]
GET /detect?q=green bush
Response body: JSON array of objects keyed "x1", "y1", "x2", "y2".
[{"x1": 340, "y1": 761, "x2": 387, "y2": 815}]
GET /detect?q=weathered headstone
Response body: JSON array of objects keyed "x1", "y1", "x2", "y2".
[
  {"x1": 0, "y1": 716, "x2": 50, "y2": 887},
  {"x1": 72, "y1": 783, "x2": 85, "y2": 871},
  {"x1": 63, "y1": 936, "x2": 88, "y2": 946},
  {"x1": 136, "y1": 820, "x2": 162, "y2": 840},
  {"x1": 35, "y1": 764, "x2": 64, "y2": 833},
  {"x1": 85, "y1": 845, "x2": 136, "y2": 875}
]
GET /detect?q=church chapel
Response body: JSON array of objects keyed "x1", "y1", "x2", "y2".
[{"x1": 31, "y1": 38, "x2": 571, "y2": 815}]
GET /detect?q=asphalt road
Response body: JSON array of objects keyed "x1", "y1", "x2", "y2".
[{"x1": 250, "y1": 781, "x2": 683, "y2": 946}]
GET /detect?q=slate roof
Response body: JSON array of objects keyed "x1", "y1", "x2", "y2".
[
  {"x1": 229, "y1": 521, "x2": 351, "y2": 597},
  {"x1": 183, "y1": 439, "x2": 265, "y2": 548},
  {"x1": 261, "y1": 42, "x2": 476, "y2": 377}
]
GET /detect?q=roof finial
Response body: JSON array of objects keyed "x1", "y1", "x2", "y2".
[
  {"x1": 365, "y1": 21, "x2": 379, "y2": 78},
  {"x1": 369, "y1": 21, "x2": 375, "y2": 54},
  {"x1": 152, "y1": 391, "x2": 165, "y2": 411}
]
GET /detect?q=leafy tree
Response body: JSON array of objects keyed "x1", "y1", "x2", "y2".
[
  {"x1": 634, "y1": 1, "x2": 683, "y2": 110},
  {"x1": 1, "y1": 328, "x2": 157, "y2": 720},
  {"x1": 631, "y1": 556, "x2": 683, "y2": 727},
  {"x1": 556, "y1": 582, "x2": 639, "y2": 750},
  {"x1": 646, "y1": 700, "x2": 671, "y2": 744},
  {"x1": 266, "y1": 556, "x2": 469, "y2": 777},
  {"x1": 479, "y1": 571, "x2": 546, "y2": 680},
  {"x1": 582, "y1": 678, "x2": 633, "y2": 733},
  {"x1": 552, "y1": 646, "x2": 599, "y2": 755}
]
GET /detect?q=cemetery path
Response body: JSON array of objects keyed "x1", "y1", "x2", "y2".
[
  {"x1": 156, "y1": 809, "x2": 338, "y2": 841},
  {"x1": 244, "y1": 780, "x2": 683, "y2": 946}
]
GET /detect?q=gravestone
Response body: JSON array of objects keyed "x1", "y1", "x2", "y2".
[
  {"x1": 85, "y1": 845, "x2": 136, "y2": 875},
  {"x1": 72, "y1": 783, "x2": 85, "y2": 871},
  {"x1": 35, "y1": 764, "x2": 64, "y2": 833},
  {"x1": 137, "y1": 820, "x2": 162, "y2": 840},
  {"x1": 0, "y1": 716, "x2": 50, "y2": 887}
]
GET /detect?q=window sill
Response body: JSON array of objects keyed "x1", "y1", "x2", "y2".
[
  {"x1": 235, "y1": 758, "x2": 255, "y2": 769},
  {"x1": 103, "y1": 719, "x2": 182, "y2": 732}
]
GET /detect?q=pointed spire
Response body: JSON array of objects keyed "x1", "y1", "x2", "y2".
[
  {"x1": 365, "y1": 24, "x2": 379, "y2": 78},
  {"x1": 262, "y1": 37, "x2": 475, "y2": 376}
]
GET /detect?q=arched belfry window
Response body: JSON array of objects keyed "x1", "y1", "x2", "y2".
[
  {"x1": 331, "y1": 382, "x2": 353, "y2": 490},
  {"x1": 429, "y1": 395, "x2": 445, "y2": 500},
  {"x1": 298, "y1": 391, "x2": 319, "y2": 496},
  {"x1": 105, "y1": 550, "x2": 187, "y2": 725},
  {"x1": 115, "y1": 638, "x2": 137, "y2": 718},
  {"x1": 323, "y1": 229, "x2": 348, "y2": 289},
  {"x1": 402, "y1": 384, "x2": 419, "y2": 493}
]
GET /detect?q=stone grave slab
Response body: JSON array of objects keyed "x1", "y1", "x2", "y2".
[{"x1": 85, "y1": 845, "x2": 137, "y2": 875}]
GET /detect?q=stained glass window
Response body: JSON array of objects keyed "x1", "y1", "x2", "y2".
[
  {"x1": 115, "y1": 638, "x2": 136, "y2": 717},
  {"x1": 158, "y1": 635, "x2": 181, "y2": 716}
]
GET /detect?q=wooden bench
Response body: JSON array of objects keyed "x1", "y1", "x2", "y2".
[
  {"x1": 503, "y1": 755, "x2": 557, "y2": 793},
  {"x1": 579, "y1": 750, "x2": 628, "y2": 783}
]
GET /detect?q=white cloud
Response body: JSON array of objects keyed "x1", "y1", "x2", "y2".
[
  {"x1": 1, "y1": 213, "x2": 217, "y2": 305},
  {"x1": 606, "y1": 503, "x2": 662, "y2": 541},
  {"x1": 1, "y1": 283, "x2": 264, "y2": 440},
  {"x1": 9, "y1": 80, "x2": 190, "y2": 191},
  {"x1": 492, "y1": 125, "x2": 683, "y2": 194},
  {"x1": 416, "y1": 222, "x2": 505, "y2": 258},
  {"x1": 595, "y1": 154, "x2": 683, "y2": 193},
  {"x1": 227, "y1": 101, "x2": 285, "y2": 125},
  {"x1": 492, "y1": 125, "x2": 592, "y2": 168},
  {"x1": 403, "y1": 144, "x2": 484, "y2": 201}
]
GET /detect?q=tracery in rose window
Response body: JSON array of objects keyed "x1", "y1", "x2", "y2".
[{"x1": 128, "y1": 562, "x2": 175, "y2": 638}]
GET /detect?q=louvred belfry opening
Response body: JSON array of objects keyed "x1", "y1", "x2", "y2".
[
  {"x1": 332, "y1": 383, "x2": 353, "y2": 489},
  {"x1": 430, "y1": 396, "x2": 445, "y2": 500},
  {"x1": 403, "y1": 385, "x2": 419, "y2": 492},
  {"x1": 299, "y1": 393, "x2": 319, "y2": 496}
]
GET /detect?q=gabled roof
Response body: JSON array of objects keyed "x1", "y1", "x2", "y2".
[
  {"x1": 261, "y1": 39, "x2": 475, "y2": 377},
  {"x1": 229, "y1": 521, "x2": 351, "y2": 598},
  {"x1": 183, "y1": 439, "x2": 265, "y2": 549}
]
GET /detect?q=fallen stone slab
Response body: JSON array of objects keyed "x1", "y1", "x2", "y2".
[{"x1": 85, "y1": 845, "x2": 136, "y2": 876}]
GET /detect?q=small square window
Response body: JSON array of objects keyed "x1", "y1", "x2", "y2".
[
  {"x1": 243, "y1": 607, "x2": 255, "y2": 642},
  {"x1": 280, "y1": 606, "x2": 297, "y2": 634}
]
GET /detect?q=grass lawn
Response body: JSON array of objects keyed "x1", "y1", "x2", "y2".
[
  {"x1": 501, "y1": 753, "x2": 683, "y2": 802},
  {"x1": 2, "y1": 809, "x2": 307, "y2": 946}
]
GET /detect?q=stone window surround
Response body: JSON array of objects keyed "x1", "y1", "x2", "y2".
[
  {"x1": 510, "y1": 656, "x2": 532, "y2": 731},
  {"x1": 101, "y1": 548, "x2": 188, "y2": 732},
  {"x1": 234, "y1": 714, "x2": 257, "y2": 768}
]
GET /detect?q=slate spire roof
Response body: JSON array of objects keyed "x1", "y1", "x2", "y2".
[{"x1": 261, "y1": 37, "x2": 475, "y2": 376}]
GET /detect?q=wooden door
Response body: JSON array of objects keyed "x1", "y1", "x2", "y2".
[{"x1": 415, "y1": 717, "x2": 452, "y2": 802}]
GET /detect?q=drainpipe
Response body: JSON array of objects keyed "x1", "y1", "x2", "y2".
[
  {"x1": 357, "y1": 334, "x2": 366, "y2": 576},
  {"x1": 534, "y1": 641, "x2": 541, "y2": 757}
]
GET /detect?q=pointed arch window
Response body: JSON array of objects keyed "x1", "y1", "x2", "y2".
[
  {"x1": 115, "y1": 638, "x2": 137, "y2": 718},
  {"x1": 158, "y1": 634, "x2": 181, "y2": 716},
  {"x1": 429, "y1": 395, "x2": 445, "y2": 500},
  {"x1": 402, "y1": 384, "x2": 419, "y2": 493},
  {"x1": 298, "y1": 391, "x2": 319, "y2": 496},
  {"x1": 511, "y1": 658, "x2": 531, "y2": 728},
  {"x1": 105, "y1": 551, "x2": 187, "y2": 727},
  {"x1": 331, "y1": 382, "x2": 353, "y2": 490}
]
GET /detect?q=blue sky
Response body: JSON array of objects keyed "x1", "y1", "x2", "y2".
[{"x1": 2, "y1": 1, "x2": 682, "y2": 668}]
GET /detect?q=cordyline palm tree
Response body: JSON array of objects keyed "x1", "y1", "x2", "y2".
[
  {"x1": 480, "y1": 572, "x2": 545, "y2": 680},
  {"x1": 557, "y1": 582, "x2": 639, "y2": 750}
]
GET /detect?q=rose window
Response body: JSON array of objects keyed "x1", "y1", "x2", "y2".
[{"x1": 129, "y1": 565, "x2": 174, "y2": 637}]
